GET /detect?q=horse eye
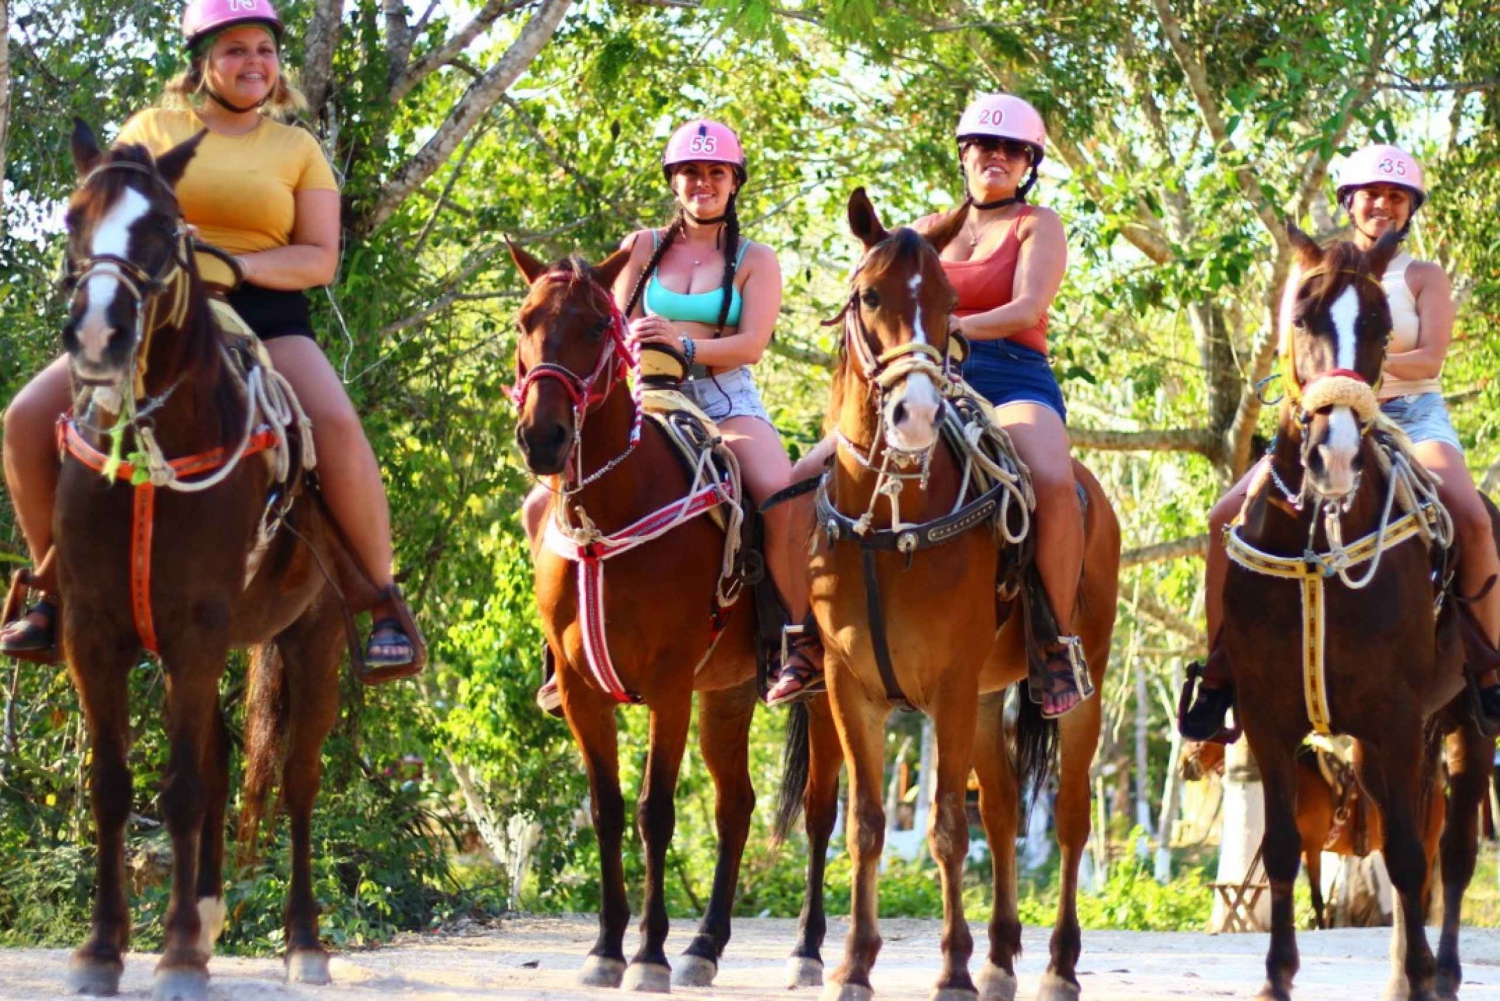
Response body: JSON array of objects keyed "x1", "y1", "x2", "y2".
[{"x1": 860, "y1": 288, "x2": 881, "y2": 309}]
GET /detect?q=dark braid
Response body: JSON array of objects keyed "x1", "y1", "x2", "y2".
[
  {"x1": 621, "y1": 207, "x2": 687, "y2": 319},
  {"x1": 712, "y1": 191, "x2": 741, "y2": 338}
]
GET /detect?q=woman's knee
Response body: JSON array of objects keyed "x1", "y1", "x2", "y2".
[
  {"x1": 1453, "y1": 493, "x2": 1495, "y2": 554},
  {"x1": 4, "y1": 371, "x2": 69, "y2": 460}
]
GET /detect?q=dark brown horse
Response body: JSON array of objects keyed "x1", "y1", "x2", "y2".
[
  {"x1": 506, "y1": 242, "x2": 838, "y2": 990},
  {"x1": 56, "y1": 121, "x2": 356, "y2": 1000},
  {"x1": 1223, "y1": 226, "x2": 1491, "y2": 1001},
  {"x1": 788, "y1": 189, "x2": 1119, "y2": 1001},
  {"x1": 1182, "y1": 739, "x2": 1445, "y2": 930}
]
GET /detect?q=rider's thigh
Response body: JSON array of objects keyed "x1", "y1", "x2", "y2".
[
  {"x1": 718, "y1": 415, "x2": 792, "y2": 506},
  {"x1": 4, "y1": 356, "x2": 73, "y2": 444},
  {"x1": 264, "y1": 336, "x2": 361, "y2": 439},
  {"x1": 1413, "y1": 440, "x2": 1492, "y2": 547},
  {"x1": 994, "y1": 401, "x2": 1074, "y2": 501},
  {"x1": 1212, "y1": 461, "x2": 1262, "y2": 533}
]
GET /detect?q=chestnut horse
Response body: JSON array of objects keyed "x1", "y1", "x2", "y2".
[
  {"x1": 54, "y1": 122, "x2": 369, "y2": 1000},
  {"x1": 1182, "y1": 739, "x2": 1445, "y2": 930},
  {"x1": 790, "y1": 189, "x2": 1119, "y2": 1001},
  {"x1": 1223, "y1": 226, "x2": 1490, "y2": 1001},
  {"x1": 505, "y1": 242, "x2": 838, "y2": 990}
]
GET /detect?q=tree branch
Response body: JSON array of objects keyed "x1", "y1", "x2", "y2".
[
  {"x1": 300, "y1": 0, "x2": 343, "y2": 118},
  {"x1": 383, "y1": 0, "x2": 415, "y2": 83},
  {"x1": 1129, "y1": 589, "x2": 1205, "y2": 650},
  {"x1": 390, "y1": 0, "x2": 539, "y2": 105},
  {"x1": 1121, "y1": 534, "x2": 1209, "y2": 569},
  {"x1": 361, "y1": 0, "x2": 572, "y2": 234},
  {"x1": 1069, "y1": 426, "x2": 1220, "y2": 458},
  {"x1": 767, "y1": 336, "x2": 835, "y2": 370}
]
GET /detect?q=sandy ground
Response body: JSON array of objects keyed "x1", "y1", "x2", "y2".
[{"x1": 4, "y1": 915, "x2": 1500, "y2": 1000}]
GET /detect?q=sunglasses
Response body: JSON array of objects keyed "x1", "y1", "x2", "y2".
[{"x1": 961, "y1": 137, "x2": 1034, "y2": 162}]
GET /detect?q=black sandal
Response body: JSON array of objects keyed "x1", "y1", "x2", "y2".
[
  {"x1": 1, "y1": 598, "x2": 59, "y2": 660},
  {"x1": 766, "y1": 626, "x2": 826, "y2": 706},
  {"x1": 1038, "y1": 637, "x2": 1094, "y2": 720}
]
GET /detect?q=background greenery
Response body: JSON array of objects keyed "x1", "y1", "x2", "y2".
[{"x1": 2, "y1": 0, "x2": 1498, "y2": 950}]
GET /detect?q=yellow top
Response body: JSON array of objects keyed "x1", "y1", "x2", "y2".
[{"x1": 115, "y1": 108, "x2": 338, "y2": 257}]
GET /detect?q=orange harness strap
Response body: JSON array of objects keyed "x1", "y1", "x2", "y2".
[{"x1": 59, "y1": 419, "x2": 280, "y2": 653}]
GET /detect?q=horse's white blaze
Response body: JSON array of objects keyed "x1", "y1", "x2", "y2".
[
  {"x1": 77, "y1": 187, "x2": 149, "y2": 367},
  {"x1": 908, "y1": 273, "x2": 926, "y2": 344},
  {"x1": 1318, "y1": 407, "x2": 1360, "y2": 495},
  {"x1": 1330, "y1": 285, "x2": 1359, "y2": 370}
]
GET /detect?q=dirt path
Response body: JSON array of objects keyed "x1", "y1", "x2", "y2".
[{"x1": 4, "y1": 916, "x2": 1500, "y2": 999}]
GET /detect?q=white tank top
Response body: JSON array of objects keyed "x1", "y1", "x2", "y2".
[{"x1": 1379, "y1": 252, "x2": 1441, "y2": 399}]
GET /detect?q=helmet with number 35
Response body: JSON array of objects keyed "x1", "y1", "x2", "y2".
[
  {"x1": 662, "y1": 119, "x2": 747, "y2": 183},
  {"x1": 1336, "y1": 143, "x2": 1426, "y2": 212}
]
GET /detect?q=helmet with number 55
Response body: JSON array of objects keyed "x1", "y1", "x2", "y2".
[{"x1": 662, "y1": 119, "x2": 747, "y2": 183}]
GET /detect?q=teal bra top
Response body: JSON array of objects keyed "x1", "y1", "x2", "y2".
[{"x1": 643, "y1": 230, "x2": 749, "y2": 327}]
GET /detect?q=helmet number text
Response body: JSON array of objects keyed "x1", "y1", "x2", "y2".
[{"x1": 689, "y1": 135, "x2": 719, "y2": 154}]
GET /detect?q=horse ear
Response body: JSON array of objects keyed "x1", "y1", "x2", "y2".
[
  {"x1": 847, "y1": 187, "x2": 888, "y2": 248},
  {"x1": 1287, "y1": 224, "x2": 1323, "y2": 270},
  {"x1": 1364, "y1": 229, "x2": 1402, "y2": 278},
  {"x1": 506, "y1": 237, "x2": 548, "y2": 286},
  {"x1": 595, "y1": 246, "x2": 632, "y2": 290},
  {"x1": 922, "y1": 200, "x2": 971, "y2": 253},
  {"x1": 154, "y1": 130, "x2": 207, "y2": 188},
  {"x1": 71, "y1": 118, "x2": 102, "y2": 178}
]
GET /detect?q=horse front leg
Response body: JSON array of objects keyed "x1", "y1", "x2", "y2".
[
  {"x1": 1041, "y1": 683, "x2": 1101, "y2": 1000},
  {"x1": 789, "y1": 695, "x2": 844, "y2": 989},
  {"x1": 1361, "y1": 735, "x2": 1438, "y2": 1001},
  {"x1": 824, "y1": 669, "x2": 890, "y2": 1001},
  {"x1": 927, "y1": 680, "x2": 980, "y2": 1000},
  {"x1": 623, "y1": 692, "x2": 693, "y2": 993},
  {"x1": 564, "y1": 679, "x2": 631, "y2": 989},
  {"x1": 191, "y1": 701, "x2": 230, "y2": 963},
  {"x1": 1242, "y1": 720, "x2": 1304, "y2": 1001},
  {"x1": 1434, "y1": 725, "x2": 1489, "y2": 1001},
  {"x1": 64, "y1": 628, "x2": 137, "y2": 998},
  {"x1": 675, "y1": 681, "x2": 758, "y2": 988},
  {"x1": 971, "y1": 692, "x2": 1019, "y2": 1001},
  {"x1": 155, "y1": 631, "x2": 231, "y2": 1001}
]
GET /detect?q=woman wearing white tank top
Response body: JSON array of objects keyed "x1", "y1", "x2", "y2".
[{"x1": 1180, "y1": 143, "x2": 1500, "y2": 740}]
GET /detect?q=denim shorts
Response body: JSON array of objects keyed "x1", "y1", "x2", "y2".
[
  {"x1": 1380, "y1": 392, "x2": 1462, "y2": 452},
  {"x1": 678, "y1": 367, "x2": 772, "y2": 425},
  {"x1": 960, "y1": 340, "x2": 1067, "y2": 423}
]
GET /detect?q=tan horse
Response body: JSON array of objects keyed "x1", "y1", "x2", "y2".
[{"x1": 801, "y1": 189, "x2": 1119, "y2": 1001}]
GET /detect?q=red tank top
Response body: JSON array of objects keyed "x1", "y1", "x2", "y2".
[{"x1": 921, "y1": 205, "x2": 1049, "y2": 355}]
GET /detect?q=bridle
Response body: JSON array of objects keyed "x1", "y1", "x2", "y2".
[{"x1": 508, "y1": 271, "x2": 642, "y2": 493}]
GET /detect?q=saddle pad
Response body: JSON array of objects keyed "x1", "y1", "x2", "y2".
[{"x1": 640, "y1": 387, "x2": 735, "y2": 533}]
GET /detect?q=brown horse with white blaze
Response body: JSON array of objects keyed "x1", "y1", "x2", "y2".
[
  {"x1": 1223, "y1": 226, "x2": 1491, "y2": 1001},
  {"x1": 507, "y1": 241, "x2": 840, "y2": 991},
  {"x1": 54, "y1": 121, "x2": 356, "y2": 1001},
  {"x1": 793, "y1": 189, "x2": 1119, "y2": 1001}
]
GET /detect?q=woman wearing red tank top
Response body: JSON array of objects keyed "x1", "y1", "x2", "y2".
[{"x1": 914, "y1": 93, "x2": 1088, "y2": 718}]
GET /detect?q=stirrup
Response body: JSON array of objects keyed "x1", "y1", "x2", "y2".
[
  {"x1": 358, "y1": 585, "x2": 427, "y2": 685},
  {"x1": 1038, "y1": 636, "x2": 1093, "y2": 719},
  {"x1": 766, "y1": 624, "x2": 825, "y2": 707},
  {"x1": 536, "y1": 645, "x2": 564, "y2": 719},
  {"x1": 1465, "y1": 672, "x2": 1500, "y2": 740}
]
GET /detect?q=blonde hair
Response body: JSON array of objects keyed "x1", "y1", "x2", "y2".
[{"x1": 160, "y1": 29, "x2": 307, "y2": 118}]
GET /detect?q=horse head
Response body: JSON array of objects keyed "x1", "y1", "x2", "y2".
[
  {"x1": 1279, "y1": 225, "x2": 1402, "y2": 506},
  {"x1": 63, "y1": 118, "x2": 204, "y2": 389},
  {"x1": 506, "y1": 241, "x2": 632, "y2": 476},
  {"x1": 839, "y1": 188, "x2": 966, "y2": 454}
]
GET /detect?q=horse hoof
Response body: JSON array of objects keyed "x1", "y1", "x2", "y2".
[
  {"x1": 65, "y1": 958, "x2": 123, "y2": 996},
  {"x1": 976, "y1": 962, "x2": 1017, "y2": 1001},
  {"x1": 787, "y1": 956, "x2": 825, "y2": 989},
  {"x1": 1383, "y1": 977, "x2": 1415, "y2": 1001},
  {"x1": 821, "y1": 981, "x2": 875, "y2": 1001},
  {"x1": 672, "y1": 955, "x2": 716, "y2": 988},
  {"x1": 578, "y1": 956, "x2": 627, "y2": 989},
  {"x1": 623, "y1": 962, "x2": 672, "y2": 993},
  {"x1": 932, "y1": 989, "x2": 979, "y2": 1001},
  {"x1": 196, "y1": 897, "x2": 226, "y2": 959},
  {"x1": 1034, "y1": 971, "x2": 1081, "y2": 1001},
  {"x1": 286, "y1": 948, "x2": 332, "y2": 985},
  {"x1": 153, "y1": 967, "x2": 209, "y2": 1001},
  {"x1": 1253, "y1": 984, "x2": 1292, "y2": 1001}
]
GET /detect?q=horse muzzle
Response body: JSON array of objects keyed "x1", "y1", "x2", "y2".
[
  {"x1": 1304, "y1": 406, "x2": 1363, "y2": 504},
  {"x1": 882, "y1": 371, "x2": 942, "y2": 453}
]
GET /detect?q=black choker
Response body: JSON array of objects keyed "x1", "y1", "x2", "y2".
[
  {"x1": 972, "y1": 195, "x2": 1022, "y2": 210},
  {"x1": 208, "y1": 88, "x2": 268, "y2": 115},
  {"x1": 686, "y1": 212, "x2": 726, "y2": 225}
]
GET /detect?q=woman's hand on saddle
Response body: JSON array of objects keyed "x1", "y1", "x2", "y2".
[
  {"x1": 948, "y1": 314, "x2": 966, "y2": 336},
  {"x1": 627, "y1": 315, "x2": 679, "y2": 347}
]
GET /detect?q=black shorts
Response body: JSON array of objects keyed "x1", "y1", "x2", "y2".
[{"x1": 226, "y1": 283, "x2": 317, "y2": 341}]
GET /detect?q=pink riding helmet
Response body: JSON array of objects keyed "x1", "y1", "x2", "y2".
[
  {"x1": 1336, "y1": 143, "x2": 1426, "y2": 212},
  {"x1": 662, "y1": 119, "x2": 747, "y2": 183},
  {"x1": 181, "y1": 0, "x2": 283, "y2": 50},
  {"x1": 956, "y1": 93, "x2": 1047, "y2": 164}
]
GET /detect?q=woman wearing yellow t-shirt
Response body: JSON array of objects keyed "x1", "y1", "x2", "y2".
[{"x1": 1, "y1": 0, "x2": 418, "y2": 668}]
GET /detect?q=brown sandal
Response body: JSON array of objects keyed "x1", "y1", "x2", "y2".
[
  {"x1": 766, "y1": 625, "x2": 826, "y2": 706},
  {"x1": 358, "y1": 585, "x2": 427, "y2": 685}
]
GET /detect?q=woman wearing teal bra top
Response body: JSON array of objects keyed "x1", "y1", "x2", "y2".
[{"x1": 525, "y1": 118, "x2": 823, "y2": 712}]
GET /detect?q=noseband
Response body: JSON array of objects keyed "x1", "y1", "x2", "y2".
[{"x1": 509, "y1": 271, "x2": 641, "y2": 491}]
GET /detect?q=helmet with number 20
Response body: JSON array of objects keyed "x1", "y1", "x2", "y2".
[{"x1": 662, "y1": 119, "x2": 747, "y2": 184}]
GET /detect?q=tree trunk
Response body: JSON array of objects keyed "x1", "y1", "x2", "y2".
[{"x1": 0, "y1": 0, "x2": 10, "y2": 226}]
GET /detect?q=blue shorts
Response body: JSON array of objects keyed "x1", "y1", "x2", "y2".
[
  {"x1": 960, "y1": 340, "x2": 1067, "y2": 423},
  {"x1": 1380, "y1": 392, "x2": 1462, "y2": 452}
]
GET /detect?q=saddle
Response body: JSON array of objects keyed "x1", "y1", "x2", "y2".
[{"x1": 1302, "y1": 738, "x2": 1370, "y2": 856}]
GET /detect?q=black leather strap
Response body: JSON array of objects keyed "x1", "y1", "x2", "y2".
[{"x1": 861, "y1": 547, "x2": 909, "y2": 707}]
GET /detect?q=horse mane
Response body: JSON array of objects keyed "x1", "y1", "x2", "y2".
[{"x1": 823, "y1": 227, "x2": 933, "y2": 435}]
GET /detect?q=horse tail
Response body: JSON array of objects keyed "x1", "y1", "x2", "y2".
[
  {"x1": 239, "y1": 640, "x2": 288, "y2": 863},
  {"x1": 773, "y1": 700, "x2": 811, "y2": 846},
  {"x1": 1009, "y1": 681, "x2": 1058, "y2": 814}
]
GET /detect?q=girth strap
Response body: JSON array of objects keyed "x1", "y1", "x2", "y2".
[{"x1": 860, "y1": 547, "x2": 908, "y2": 707}]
